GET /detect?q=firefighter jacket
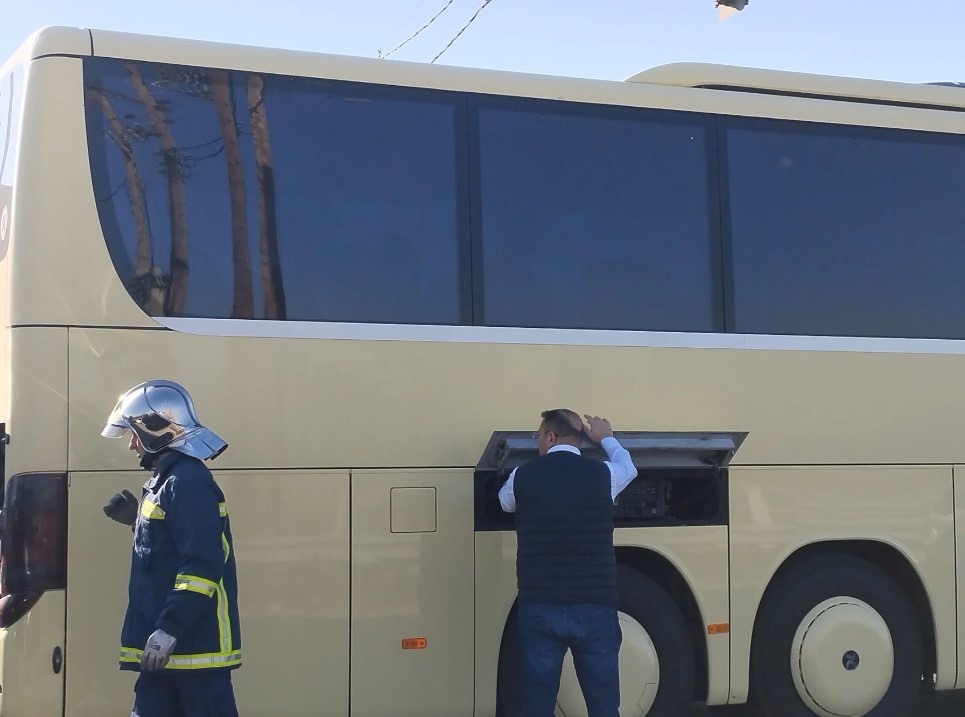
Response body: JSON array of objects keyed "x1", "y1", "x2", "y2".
[{"x1": 119, "y1": 451, "x2": 241, "y2": 671}]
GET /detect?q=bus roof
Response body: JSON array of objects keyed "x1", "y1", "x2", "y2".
[
  {"x1": 7, "y1": 26, "x2": 965, "y2": 113},
  {"x1": 1, "y1": 26, "x2": 90, "y2": 76},
  {"x1": 630, "y1": 62, "x2": 965, "y2": 111}
]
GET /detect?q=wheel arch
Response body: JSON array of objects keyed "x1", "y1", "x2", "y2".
[
  {"x1": 493, "y1": 547, "x2": 709, "y2": 712},
  {"x1": 753, "y1": 540, "x2": 936, "y2": 688},
  {"x1": 616, "y1": 546, "x2": 709, "y2": 702}
]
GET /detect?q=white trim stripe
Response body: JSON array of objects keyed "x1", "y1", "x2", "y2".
[{"x1": 156, "y1": 317, "x2": 965, "y2": 356}]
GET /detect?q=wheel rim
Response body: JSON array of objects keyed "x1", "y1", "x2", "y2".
[
  {"x1": 557, "y1": 611, "x2": 659, "y2": 717},
  {"x1": 790, "y1": 597, "x2": 894, "y2": 717}
]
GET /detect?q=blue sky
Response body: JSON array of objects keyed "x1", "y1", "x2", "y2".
[{"x1": 2, "y1": 1, "x2": 964, "y2": 84}]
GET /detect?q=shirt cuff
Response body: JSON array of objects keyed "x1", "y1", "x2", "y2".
[{"x1": 600, "y1": 436, "x2": 621, "y2": 455}]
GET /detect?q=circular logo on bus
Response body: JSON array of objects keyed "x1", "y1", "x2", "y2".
[{"x1": 0, "y1": 204, "x2": 7, "y2": 246}]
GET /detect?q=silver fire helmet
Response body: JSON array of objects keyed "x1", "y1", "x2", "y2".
[{"x1": 101, "y1": 380, "x2": 227, "y2": 461}]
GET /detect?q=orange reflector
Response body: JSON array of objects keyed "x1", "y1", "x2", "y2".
[
  {"x1": 402, "y1": 637, "x2": 427, "y2": 650},
  {"x1": 707, "y1": 623, "x2": 730, "y2": 635}
]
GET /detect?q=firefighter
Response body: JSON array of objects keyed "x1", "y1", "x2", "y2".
[{"x1": 101, "y1": 379, "x2": 241, "y2": 717}]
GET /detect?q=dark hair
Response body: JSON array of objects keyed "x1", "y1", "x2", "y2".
[{"x1": 540, "y1": 408, "x2": 583, "y2": 438}]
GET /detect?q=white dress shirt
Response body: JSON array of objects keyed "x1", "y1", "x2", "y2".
[{"x1": 498, "y1": 437, "x2": 638, "y2": 513}]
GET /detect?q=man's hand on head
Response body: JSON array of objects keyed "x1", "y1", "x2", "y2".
[{"x1": 583, "y1": 415, "x2": 614, "y2": 443}]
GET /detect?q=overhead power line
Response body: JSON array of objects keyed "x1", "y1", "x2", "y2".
[
  {"x1": 380, "y1": 0, "x2": 458, "y2": 59},
  {"x1": 432, "y1": 0, "x2": 493, "y2": 64}
]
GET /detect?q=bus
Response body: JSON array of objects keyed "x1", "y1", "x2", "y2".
[{"x1": 1, "y1": 25, "x2": 965, "y2": 717}]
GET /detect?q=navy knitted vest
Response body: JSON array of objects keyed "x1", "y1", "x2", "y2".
[{"x1": 513, "y1": 450, "x2": 617, "y2": 605}]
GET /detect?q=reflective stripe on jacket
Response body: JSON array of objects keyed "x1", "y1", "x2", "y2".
[{"x1": 119, "y1": 452, "x2": 241, "y2": 671}]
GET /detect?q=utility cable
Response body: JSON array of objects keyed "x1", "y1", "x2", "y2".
[
  {"x1": 381, "y1": 0, "x2": 458, "y2": 59},
  {"x1": 431, "y1": 0, "x2": 493, "y2": 63}
]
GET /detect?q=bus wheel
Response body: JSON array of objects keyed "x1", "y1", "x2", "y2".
[
  {"x1": 557, "y1": 565, "x2": 695, "y2": 717},
  {"x1": 750, "y1": 553, "x2": 922, "y2": 717},
  {"x1": 496, "y1": 566, "x2": 695, "y2": 717}
]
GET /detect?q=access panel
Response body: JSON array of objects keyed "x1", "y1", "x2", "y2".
[
  {"x1": 475, "y1": 431, "x2": 746, "y2": 530},
  {"x1": 351, "y1": 469, "x2": 474, "y2": 717}
]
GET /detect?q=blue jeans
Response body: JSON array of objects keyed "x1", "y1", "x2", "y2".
[
  {"x1": 518, "y1": 602, "x2": 621, "y2": 717},
  {"x1": 131, "y1": 670, "x2": 239, "y2": 717}
]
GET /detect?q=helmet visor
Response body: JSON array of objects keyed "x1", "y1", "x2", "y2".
[
  {"x1": 101, "y1": 399, "x2": 132, "y2": 438},
  {"x1": 101, "y1": 424, "x2": 131, "y2": 439}
]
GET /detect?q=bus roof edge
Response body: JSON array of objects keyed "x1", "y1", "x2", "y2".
[{"x1": 628, "y1": 62, "x2": 965, "y2": 111}]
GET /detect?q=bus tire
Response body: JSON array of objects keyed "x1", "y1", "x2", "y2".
[
  {"x1": 495, "y1": 565, "x2": 695, "y2": 717},
  {"x1": 749, "y1": 553, "x2": 922, "y2": 717},
  {"x1": 614, "y1": 564, "x2": 696, "y2": 717}
]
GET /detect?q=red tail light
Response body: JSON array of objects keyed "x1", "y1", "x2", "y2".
[{"x1": 0, "y1": 472, "x2": 67, "y2": 628}]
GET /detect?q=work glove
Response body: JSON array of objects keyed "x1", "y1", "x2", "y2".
[
  {"x1": 141, "y1": 629, "x2": 178, "y2": 671},
  {"x1": 103, "y1": 489, "x2": 139, "y2": 526}
]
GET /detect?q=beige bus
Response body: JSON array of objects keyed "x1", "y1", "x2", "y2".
[{"x1": 2, "y1": 25, "x2": 965, "y2": 717}]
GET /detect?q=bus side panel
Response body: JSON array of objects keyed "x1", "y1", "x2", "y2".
[
  {"x1": 473, "y1": 529, "x2": 517, "y2": 717},
  {"x1": 6, "y1": 327, "x2": 68, "y2": 475},
  {"x1": 64, "y1": 468, "x2": 351, "y2": 717},
  {"x1": 64, "y1": 471, "x2": 140, "y2": 716},
  {"x1": 351, "y1": 470, "x2": 474, "y2": 717},
  {"x1": 616, "y1": 526, "x2": 731, "y2": 705},
  {"x1": 0, "y1": 327, "x2": 68, "y2": 717},
  {"x1": 0, "y1": 592, "x2": 66, "y2": 717},
  {"x1": 728, "y1": 466, "x2": 956, "y2": 703},
  {"x1": 10, "y1": 57, "x2": 152, "y2": 330},
  {"x1": 221, "y1": 470, "x2": 351, "y2": 716}
]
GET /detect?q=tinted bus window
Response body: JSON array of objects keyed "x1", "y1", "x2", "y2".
[
  {"x1": 475, "y1": 99, "x2": 721, "y2": 332},
  {"x1": 727, "y1": 119, "x2": 965, "y2": 339},
  {"x1": 85, "y1": 59, "x2": 465, "y2": 324}
]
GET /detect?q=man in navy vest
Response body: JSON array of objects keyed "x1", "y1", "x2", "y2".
[{"x1": 498, "y1": 409, "x2": 637, "y2": 717}]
